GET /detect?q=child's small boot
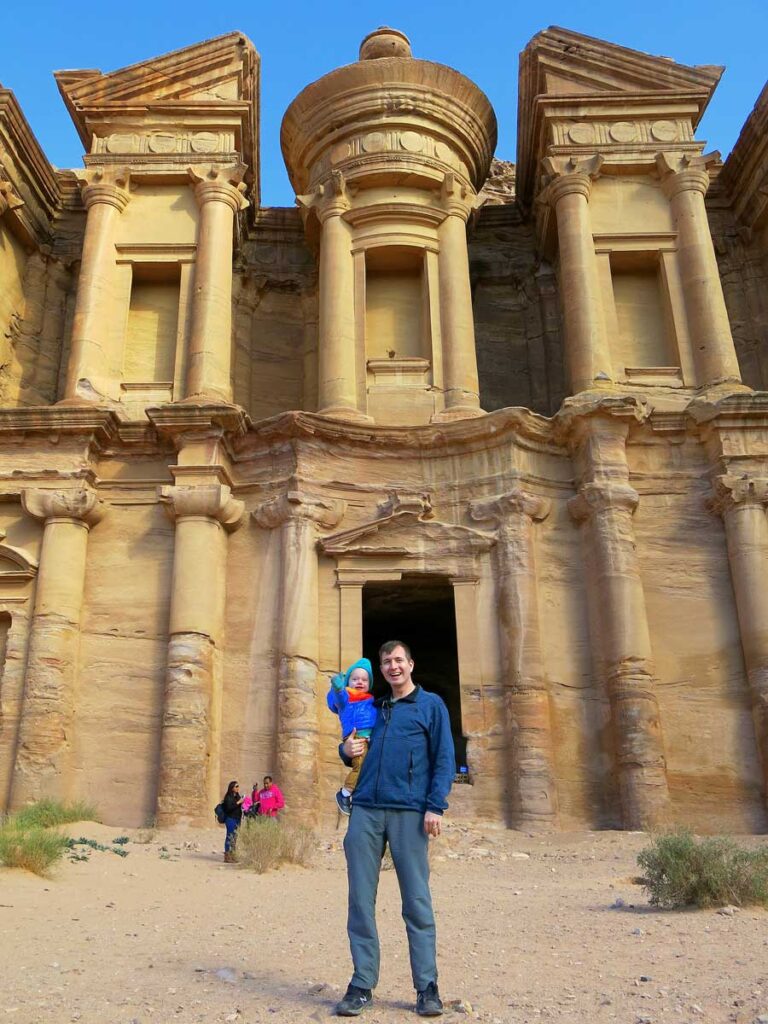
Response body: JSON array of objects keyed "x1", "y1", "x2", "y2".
[{"x1": 335, "y1": 789, "x2": 352, "y2": 815}]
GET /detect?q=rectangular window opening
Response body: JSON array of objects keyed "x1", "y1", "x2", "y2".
[
  {"x1": 365, "y1": 248, "x2": 427, "y2": 362},
  {"x1": 610, "y1": 252, "x2": 677, "y2": 373},
  {"x1": 123, "y1": 263, "x2": 180, "y2": 384}
]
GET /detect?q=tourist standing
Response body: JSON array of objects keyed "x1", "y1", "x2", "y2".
[
  {"x1": 335, "y1": 640, "x2": 454, "y2": 1017},
  {"x1": 220, "y1": 780, "x2": 243, "y2": 863},
  {"x1": 258, "y1": 775, "x2": 285, "y2": 817}
]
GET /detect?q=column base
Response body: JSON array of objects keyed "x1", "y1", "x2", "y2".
[
  {"x1": 317, "y1": 404, "x2": 374, "y2": 424},
  {"x1": 431, "y1": 405, "x2": 486, "y2": 423}
]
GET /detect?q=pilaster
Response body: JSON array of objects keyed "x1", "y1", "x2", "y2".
[
  {"x1": 470, "y1": 487, "x2": 558, "y2": 829},
  {"x1": 710, "y1": 474, "x2": 768, "y2": 806},
  {"x1": 11, "y1": 485, "x2": 107, "y2": 806},
  {"x1": 253, "y1": 490, "x2": 345, "y2": 822}
]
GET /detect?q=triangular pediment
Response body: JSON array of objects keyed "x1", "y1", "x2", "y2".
[
  {"x1": 517, "y1": 27, "x2": 723, "y2": 206},
  {"x1": 520, "y1": 27, "x2": 722, "y2": 103},
  {"x1": 321, "y1": 510, "x2": 494, "y2": 557},
  {"x1": 55, "y1": 32, "x2": 258, "y2": 152}
]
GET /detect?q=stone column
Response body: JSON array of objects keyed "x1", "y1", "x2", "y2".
[
  {"x1": 656, "y1": 153, "x2": 742, "y2": 386},
  {"x1": 711, "y1": 475, "x2": 768, "y2": 803},
  {"x1": 568, "y1": 420, "x2": 669, "y2": 828},
  {"x1": 186, "y1": 165, "x2": 249, "y2": 403},
  {"x1": 471, "y1": 488, "x2": 559, "y2": 829},
  {"x1": 433, "y1": 174, "x2": 483, "y2": 421},
  {"x1": 543, "y1": 155, "x2": 612, "y2": 394},
  {"x1": 156, "y1": 483, "x2": 244, "y2": 825},
  {"x1": 254, "y1": 491, "x2": 344, "y2": 823},
  {"x1": 64, "y1": 167, "x2": 130, "y2": 404},
  {"x1": 11, "y1": 485, "x2": 106, "y2": 805},
  {"x1": 314, "y1": 172, "x2": 367, "y2": 421}
]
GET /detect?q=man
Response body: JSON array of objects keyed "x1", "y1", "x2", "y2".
[{"x1": 335, "y1": 640, "x2": 455, "y2": 1018}]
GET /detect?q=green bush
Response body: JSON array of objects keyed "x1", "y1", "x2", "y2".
[
  {"x1": 0, "y1": 821, "x2": 69, "y2": 875},
  {"x1": 234, "y1": 817, "x2": 315, "y2": 873},
  {"x1": 638, "y1": 829, "x2": 768, "y2": 909},
  {"x1": 11, "y1": 799, "x2": 98, "y2": 830}
]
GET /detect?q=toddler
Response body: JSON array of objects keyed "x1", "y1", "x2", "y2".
[{"x1": 327, "y1": 657, "x2": 377, "y2": 815}]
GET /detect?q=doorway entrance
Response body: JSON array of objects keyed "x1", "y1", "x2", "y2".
[{"x1": 361, "y1": 574, "x2": 466, "y2": 769}]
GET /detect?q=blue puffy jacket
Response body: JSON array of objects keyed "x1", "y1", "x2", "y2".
[
  {"x1": 341, "y1": 686, "x2": 455, "y2": 815},
  {"x1": 327, "y1": 657, "x2": 378, "y2": 737}
]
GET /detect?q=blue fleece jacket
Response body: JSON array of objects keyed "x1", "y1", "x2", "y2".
[
  {"x1": 327, "y1": 658, "x2": 378, "y2": 738},
  {"x1": 340, "y1": 685, "x2": 455, "y2": 815}
]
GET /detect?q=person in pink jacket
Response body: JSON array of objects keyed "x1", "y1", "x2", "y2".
[{"x1": 257, "y1": 775, "x2": 285, "y2": 817}]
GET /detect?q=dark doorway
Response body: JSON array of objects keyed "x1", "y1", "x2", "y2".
[{"x1": 362, "y1": 575, "x2": 466, "y2": 769}]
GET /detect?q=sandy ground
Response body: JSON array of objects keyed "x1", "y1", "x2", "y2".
[{"x1": 1, "y1": 821, "x2": 767, "y2": 1024}]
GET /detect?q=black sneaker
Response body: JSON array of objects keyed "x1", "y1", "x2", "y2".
[
  {"x1": 416, "y1": 981, "x2": 443, "y2": 1017},
  {"x1": 335, "y1": 984, "x2": 373, "y2": 1016},
  {"x1": 336, "y1": 789, "x2": 352, "y2": 815}
]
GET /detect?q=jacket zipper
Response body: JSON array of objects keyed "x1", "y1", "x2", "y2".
[{"x1": 374, "y1": 701, "x2": 391, "y2": 804}]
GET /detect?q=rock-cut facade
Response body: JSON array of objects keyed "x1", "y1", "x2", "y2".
[{"x1": 1, "y1": 26, "x2": 768, "y2": 831}]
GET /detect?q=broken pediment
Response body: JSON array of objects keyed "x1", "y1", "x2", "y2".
[
  {"x1": 520, "y1": 26, "x2": 722, "y2": 102},
  {"x1": 320, "y1": 507, "x2": 495, "y2": 558},
  {"x1": 517, "y1": 26, "x2": 723, "y2": 204},
  {"x1": 54, "y1": 33, "x2": 259, "y2": 178}
]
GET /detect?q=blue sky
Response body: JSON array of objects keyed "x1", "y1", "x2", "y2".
[{"x1": 1, "y1": 0, "x2": 766, "y2": 207}]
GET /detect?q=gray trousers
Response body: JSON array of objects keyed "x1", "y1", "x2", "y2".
[{"x1": 343, "y1": 805, "x2": 437, "y2": 991}]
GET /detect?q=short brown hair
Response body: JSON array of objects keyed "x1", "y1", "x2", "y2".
[{"x1": 379, "y1": 639, "x2": 412, "y2": 661}]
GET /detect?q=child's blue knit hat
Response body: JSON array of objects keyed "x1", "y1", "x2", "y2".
[{"x1": 345, "y1": 657, "x2": 373, "y2": 687}]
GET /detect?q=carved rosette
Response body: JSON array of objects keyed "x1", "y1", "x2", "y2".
[
  {"x1": 159, "y1": 484, "x2": 245, "y2": 532},
  {"x1": 252, "y1": 490, "x2": 345, "y2": 531},
  {"x1": 188, "y1": 163, "x2": 249, "y2": 212},
  {"x1": 22, "y1": 485, "x2": 107, "y2": 529}
]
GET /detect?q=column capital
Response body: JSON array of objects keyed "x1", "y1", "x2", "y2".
[
  {"x1": 0, "y1": 180, "x2": 24, "y2": 218},
  {"x1": 568, "y1": 482, "x2": 639, "y2": 522},
  {"x1": 159, "y1": 483, "x2": 245, "y2": 532},
  {"x1": 655, "y1": 152, "x2": 711, "y2": 200},
  {"x1": 21, "y1": 484, "x2": 107, "y2": 528},
  {"x1": 542, "y1": 154, "x2": 604, "y2": 206},
  {"x1": 440, "y1": 172, "x2": 476, "y2": 221},
  {"x1": 188, "y1": 163, "x2": 249, "y2": 212},
  {"x1": 299, "y1": 169, "x2": 352, "y2": 223},
  {"x1": 470, "y1": 487, "x2": 551, "y2": 526},
  {"x1": 253, "y1": 489, "x2": 345, "y2": 530},
  {"x1": 710, "y1": 474, "x2": 768, "y2": 516},
  {"x1": 76, "y1": 166, "x2": 131, "y2": 212}
]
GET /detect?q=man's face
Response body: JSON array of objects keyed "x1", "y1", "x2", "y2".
[
  {"x1": 348, "y1": 668, "x2": 370, "y2": 691},
  {"x1": 380, "y1": 646, "x2": 414, "y2": 688}
]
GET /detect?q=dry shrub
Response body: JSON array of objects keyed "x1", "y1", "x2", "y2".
[
  {"x1": 638, "y1": 829, "x2": 768, "y2": 909},
  {"x1": 11, "y1": 799, "x2": 98, "y2": 830},
  {"x1": 0, "y1": 821, "x2": 69, "y2": 875},
  {"x1": 234, "y1": 817, "x2": 315, "y2": 873}
]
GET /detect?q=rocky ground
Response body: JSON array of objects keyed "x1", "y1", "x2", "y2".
[{"x1": 1, "y1": 822, "x2": 767, "y2": 1024}]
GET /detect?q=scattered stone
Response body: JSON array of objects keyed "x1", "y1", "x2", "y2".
[
  {"x1": 214, "y1": 968, "x2": 238, "y2": 984},
  {"x1": 631, "y1": 928, "x2": 643, "y2": 936},
  {"x1": 510, "y1": 852, "x2": 530, "y2": 860},
  {"x1": 717, "y1": 905, "x2": 740, "y2": 916},
  {"x1": 610, "y1": 898, "x2": 625, "y2": 909},
  {"x1": 448, "y1": 999, "x2": 473, "y2": 1014}
]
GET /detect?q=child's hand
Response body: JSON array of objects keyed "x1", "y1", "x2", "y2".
[{"x1": 331, "y1": 673, "x2": 345, "y2": 690}]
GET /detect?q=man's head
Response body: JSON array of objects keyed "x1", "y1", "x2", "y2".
[
  {"x1": 263, "y1": 775, "x2": 273, "y2": 788},
  {"x1": 379, "y1": 640, "x2": 414, "y2": 691}
]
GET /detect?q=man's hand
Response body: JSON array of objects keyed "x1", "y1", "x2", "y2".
[
  {"x1": 343, "y1": 728, "x2": 366, "y2": 759},
  {"x1": 424, "y1": 811, "x2": 442, "y2": 837}
]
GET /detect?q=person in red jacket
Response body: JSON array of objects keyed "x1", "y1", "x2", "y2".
[{"x1": 257, "y1": 775, "x2": 285, "y2": 817}]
